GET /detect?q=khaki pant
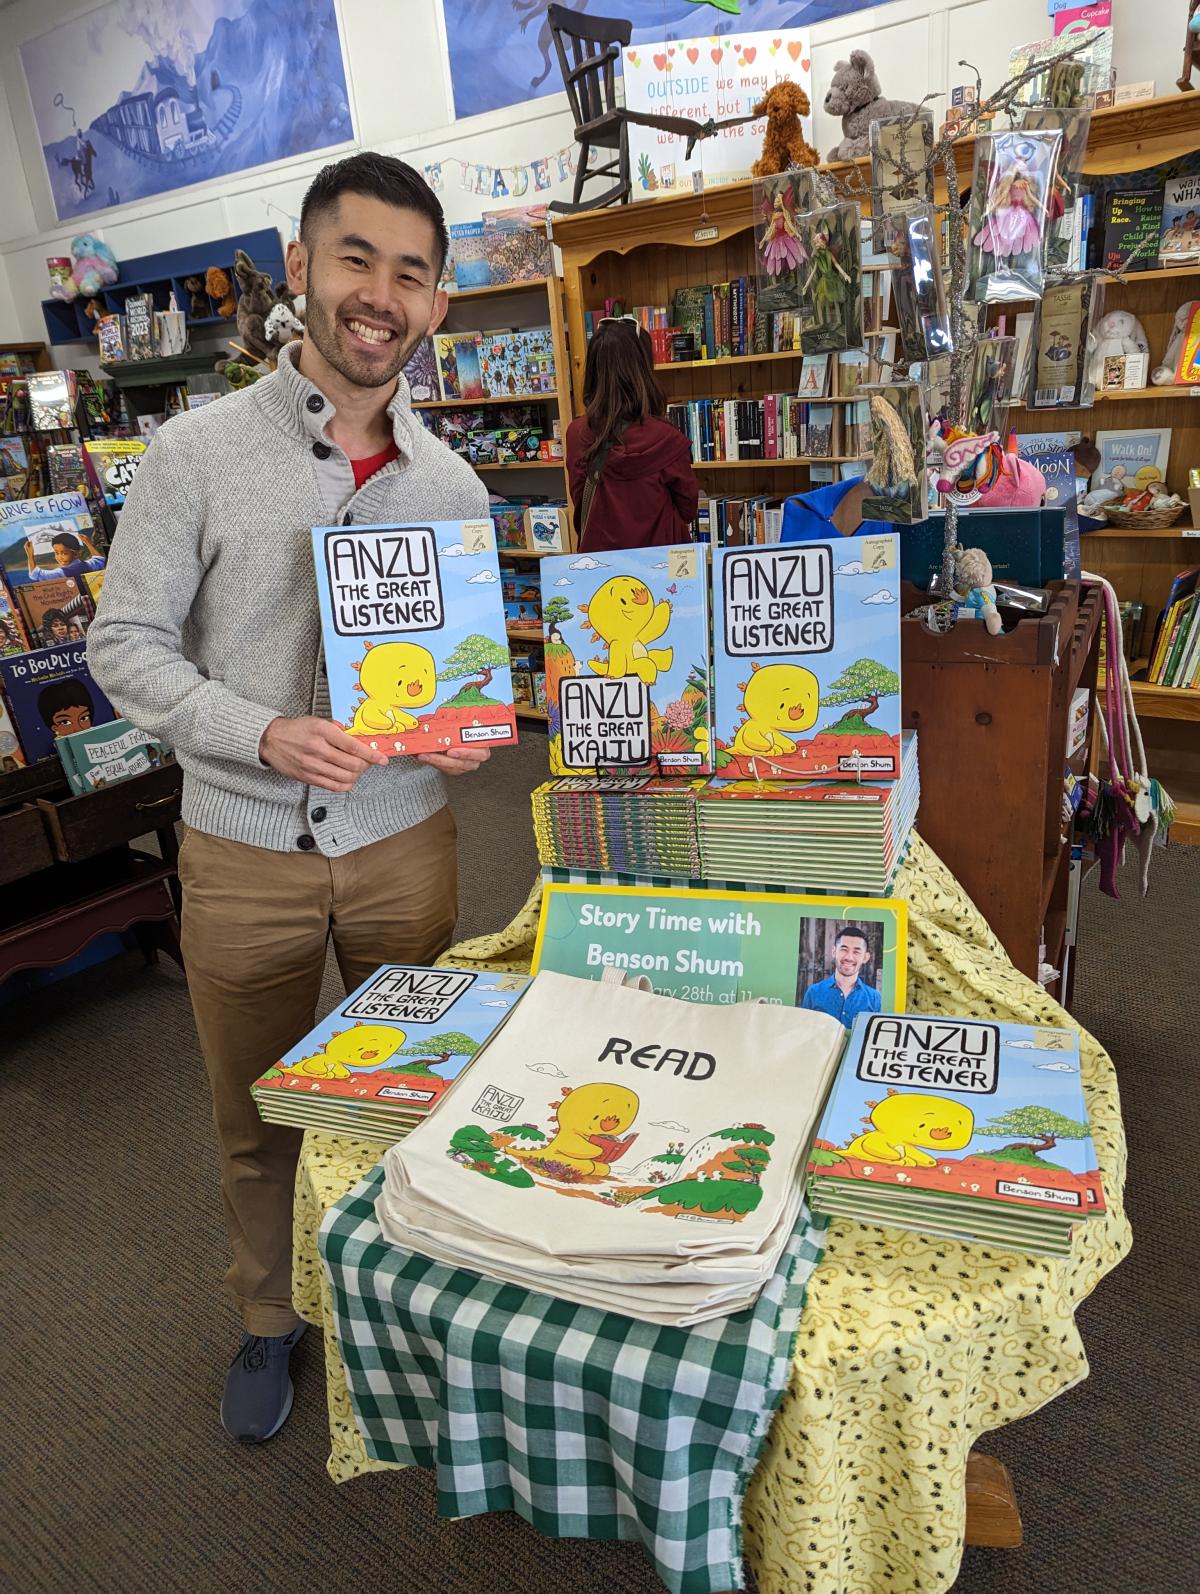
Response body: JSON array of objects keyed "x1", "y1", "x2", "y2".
[{"x1": 178, "y1": 808, "x2": 458, "y2": 1335}]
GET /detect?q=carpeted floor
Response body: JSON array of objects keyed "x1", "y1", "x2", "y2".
[{"x1": 1, "y1": 726, "x2": 1195, "y2": 1594}]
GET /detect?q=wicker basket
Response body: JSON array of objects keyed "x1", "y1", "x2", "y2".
[{"x1": 1100, "y1": 501, "x2": 1187, "y2": 531}]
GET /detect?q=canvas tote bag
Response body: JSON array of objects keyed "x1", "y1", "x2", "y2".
[{"x1": 379, "y1": 969, "x2": 844, "y2": 1264}]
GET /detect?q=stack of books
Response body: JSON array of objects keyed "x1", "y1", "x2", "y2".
[
  {"x1": 808, "y1": 1010, "x2": 1106, "y2": 1258},
  {"x1": 531, "y1": 776, "x2": 703, "y2": 876},
  {"x1": 252, "y1": 964, "x2": 531, "y2": 1145},
  {"x1": 695, "y1": 733, "x2": 919, "y2": 895}
]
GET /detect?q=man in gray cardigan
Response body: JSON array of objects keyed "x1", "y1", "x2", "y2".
[{"x1": 89, "y1": 153, "x2": 491, "y2": 1442}]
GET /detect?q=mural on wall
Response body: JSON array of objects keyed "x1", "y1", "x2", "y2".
[
  {"x1": 440, "y1": 0, "x2": 891, "y2": 120},
  {"x1": 21, "y1": 0, "x2": 354, "y2": 222}
]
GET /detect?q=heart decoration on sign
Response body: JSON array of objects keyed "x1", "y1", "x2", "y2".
[
  {"x1": 667, "y1": 45, "x2": 675, "y2": 55},
  {"x1": 653, "y1": 52, "x2": 667, "y2": 69},
  {"x1": 687, "y1": 45, "x2": 699, "y2": 63},
  {"x1": 742, "y1": 46, "x2": 756, "y2": 63},
  {"x1": 787, "y1": 40, "x2": 803, "y2": 60},
  {"x1": 802, "y1": 57, "x2": 810, "y2": 71},
  {"x1": 626, "y1": 49, "x2": 637, "y2": 64},
  {"x1": 710, "y1": 46, "x2": 723, "y2": 62},
  {"x1": 772, "y1": 37, "x2": 782, "y2": 49}
]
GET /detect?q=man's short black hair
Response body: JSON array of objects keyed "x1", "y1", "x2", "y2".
[
  {"x1": 835, "y1": 925, "x2": 871, "y2": 952},
  {"x1": 38, "y1": 677, "x2": 93, "y2": 721},
  {"x1": 300, "y1": 152, "x2": 449, "y2": 277},
  {"x1": 52, "y1": 532, "x2": 82, "y2": 553}
]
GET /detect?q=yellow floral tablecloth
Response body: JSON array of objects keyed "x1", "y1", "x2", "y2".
[{"x1": 293, "y1": 834, "x2": 1130, "y2": 1594}]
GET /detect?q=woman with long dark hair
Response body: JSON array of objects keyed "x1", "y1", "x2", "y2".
[{"x1": 565, "y1": 320, "x2": 699, "y2": 551}]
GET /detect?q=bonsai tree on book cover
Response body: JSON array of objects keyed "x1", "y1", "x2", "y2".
[
  {"x1": 819, "y1": 659, "x2": 900, "y2": 735},
  {"x1": 973, "y1": 1105, "x2": 1092, "y2": 1168},
  {"x1": 439, "y1": 633, "x2": 512, "y2": 706},
  {"x1": 391, "y1": 1030, "x2": 481, "y2": 1077}
]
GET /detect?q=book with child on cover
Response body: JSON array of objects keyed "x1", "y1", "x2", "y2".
[{"x1": 312, "y1": 518, "x2": 517, "y2": 758}]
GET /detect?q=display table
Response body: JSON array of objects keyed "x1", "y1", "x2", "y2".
[{"x1": 293, "y1": 835, "x2": 1130, "y2": 1594}]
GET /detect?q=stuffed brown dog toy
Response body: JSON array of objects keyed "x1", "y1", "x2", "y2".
[{"x1": 751, "y1": 81, "x2": 820, "y2": 176}]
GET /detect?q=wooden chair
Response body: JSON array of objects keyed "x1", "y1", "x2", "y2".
[{"x1": 546, "y1": 5, "x2": 633, "y2": 213}]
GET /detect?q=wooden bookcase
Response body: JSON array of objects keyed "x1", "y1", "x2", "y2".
[
  {"x1": 433, "y1": 272, "x2": 577, "y2": 725},
  {"x1": 550, "y1": 93, "x2": 1200, "y2": 840}
]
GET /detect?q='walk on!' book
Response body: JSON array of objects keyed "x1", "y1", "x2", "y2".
[
  {"x1": 807, "y1": 1012, "x2": 1105, "y2": 1256},
  {"x1": 540, "y1": 544, "x2": 712, "y2": 777},
  {"x1": 313, "y1": 518, "x2": 517, "y2": 758},
  {"x1": 711, "y1": 533, "x2": 902, "y2": 781},
  {"x1": 252, "y1": 964, "x2": 532, "y2": 1144}
]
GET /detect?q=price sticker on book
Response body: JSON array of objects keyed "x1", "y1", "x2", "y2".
[
  {"x1": 668, "y1": 545, "x2": 698, "y2": 582},
  {"x1": 461, "y1": 518, "x2": 496, "y2": 554}
]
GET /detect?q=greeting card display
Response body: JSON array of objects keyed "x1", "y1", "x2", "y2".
[
  {"x1": 883, "y1": 204, "x2": 952, "y2": 363},
  {"x1": 1030, "y1": 275, "x2": 1102, "y2": 409},
  {"x1": 752, "y1": 170, "x2": 816, "y2": 315},
  {"x1": 797, "y1": 204, "x2": 863, "y2": 354},
  {"x1": 312, "y1": 519, "x2": 517, "y2": 758},
  {"x1": 711, "y1": 535, "x2": 902, "y2": 782},
  {"x1": 966, "y1": 130, "x2": 1062, "y2": 304},
  {"x1": 540, "y1": 545, "x2": 711, "y2": 778},
  {"x1": 868, "y1": 112, "x2": 935, "y2": 250},
  {"x1": 861, "y1": 384, "x2": 928, "y2": 525}
]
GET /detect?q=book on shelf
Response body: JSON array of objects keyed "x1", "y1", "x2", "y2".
[
  {"x1": 312, "y1": 518, "x2": 517, "y2": 758},
  {"x1": 540, "y1": 543, "x2": 712, "y2": 778},
  {"x1": 83, "y1": 438, "x2": 146, "y2": 507},
  {"x1": 480, "y1": 205, "x2": 553, "y2": 284},
  {"x1": 524, "y1": 504, "x2": 568, "y2": 552},
  {"x1": 402, "y1": 337, "x2": 439, "y2": 403},
  {"x1": 478, "y1": 328, "x2": 555, "y2": 397},
  {"x1": 695, "y1": 494, "x2": 787, "y2": 547},
  {"x1": 434, "y1": 332, "x2": 485, "y2": 401},
  {"x1": 251, "y1": 964, "x2": 532, "y2": 1143},
  {"x1": 0, "y1": 687, "x2": 25, "y2": 769},
  {"x1": 710, "y1": 532, "x2": 903, "y2": 782},
  {"x1": 447, "y1": 220, "x2": 489, "y2": 290},
  {"x1": 665, "y1": 396, "x2": 839, "y2": 463},
  {"x1": 1101, "y1": 188, "x2": 1161, "y2": 272},
  {"x1": 26, "y1": 370, "x2": 77, "y2": 430},
  {"x1": 11, "y1": 573, "x2": 94, "y2": 648},
  {"x1": 798, "y1": 354, "x2": 830, "y2": 397},
  {"x1": 0, "y1": 581, "x2": 29, "y2": 655},
  {"x1": 1089, "y1": 428, "x2": 1172, "y2": 499},
  {"x1": 55, "y1": 716, "x2": 174, "y2": 794},
  {"x1": 0, "y1": 490, "x2": 101, "y2": 590},
  {"x1": 0, "y1": 639, "x2": 117, "y2": 764},
  {"x1": 1174, "y1": 302, "x2": 1200, "y2": 386},
  {"x1": 1158, "y1": 175, "x2": 1200, "y2": 268},
  {"x1": 1145, "y1": 569, "x2": 1200, "y2": 687},
  {"x1": 807, "y1": 1011, "x2": 1105, "y2": 1257}
]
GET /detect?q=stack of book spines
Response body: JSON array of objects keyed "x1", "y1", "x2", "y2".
[
  {"x1": 1146, "y1": 571, "x2": 1200, "y2": 689},
  {"x1": 665, "y1": 396, "x2": 839, "y2": 463}
]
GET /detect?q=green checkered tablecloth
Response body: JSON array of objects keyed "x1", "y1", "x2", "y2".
[{"x1": 319, "y1": 1167, "x2": 828, "y2": 1594}]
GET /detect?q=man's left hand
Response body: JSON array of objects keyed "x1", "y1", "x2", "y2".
[{"x1": 417, "y1": 747, "x2": 492, "y2": 776}]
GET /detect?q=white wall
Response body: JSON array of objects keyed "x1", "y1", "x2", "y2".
[{"x1": 0, "y1": 0, "x2": 1182, "y2": 342}]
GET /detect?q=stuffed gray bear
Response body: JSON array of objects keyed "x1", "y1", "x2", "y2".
[{"x1": 824, "y1": 49, "x2": 921, "y2": 162}]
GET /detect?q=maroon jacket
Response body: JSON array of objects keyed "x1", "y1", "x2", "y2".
[{"x1": 567, "y1": 415, "x2": 700, "y2": 551}]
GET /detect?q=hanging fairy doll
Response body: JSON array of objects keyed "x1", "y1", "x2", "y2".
[
  {"x1": 798, "y1": 204, "x2": 862, "y2": 353},
  {"x1": 753, "y1": 176, "x2": 809, "y2": 313},
  {"x1": 966, "y1": 130, "x2": 1061, "y2": 304}
]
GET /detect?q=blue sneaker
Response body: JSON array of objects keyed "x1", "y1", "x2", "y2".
[{"x1": 220, "y1": 1323, "x2": 307, "y2": 1442}]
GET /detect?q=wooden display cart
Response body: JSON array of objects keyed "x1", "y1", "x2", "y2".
[{"x1": 434, "y1": 272, "x2": 577, "y2": 725}]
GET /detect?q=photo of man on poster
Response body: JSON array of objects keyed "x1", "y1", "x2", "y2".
[{"x1": 797, "y1": 921, "x2": 883, "y2": 1027}]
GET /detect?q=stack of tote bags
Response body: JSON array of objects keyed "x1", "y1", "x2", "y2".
[{"x1": 377, "y1": 969, "x2": 845, "y2": 1325}]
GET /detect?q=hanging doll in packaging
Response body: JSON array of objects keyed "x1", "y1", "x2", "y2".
[
  {"x1": 753, "y1": 170, "x2": 818, "y2": 314},
  {"x1": 967, "y1": 334, "x2": 1018, "y2": 438},
  {"x1": 1020, "y1": 107, "x2": 1091, "y2": 270},
  {"x1": 869, "y1": 111, "x2": 935, "y2": 251},
  {"x1": 861, "y1": 382, "x2": 927, "y2": 524},
  {"x1": 797, "y1": 203, "x2": 863, "y2": 354},
  {"x1": 883, "y1": 203, "x2": 953, "y2": 363},
  {"x1": 966, "y1": 130, "x2": 1062, "y2": 303}
]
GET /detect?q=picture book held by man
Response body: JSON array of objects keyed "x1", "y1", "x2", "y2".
[
  {"x1": 540, "y1": 545, "x2": 712, "y2": 778},
  {"x1": 711, "y1": 534, "x2": 902, "y2": 781},
  {"x1": 312, "y1": 519, "x2": 517, "y2": 758}
]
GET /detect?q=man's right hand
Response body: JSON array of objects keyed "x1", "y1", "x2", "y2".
[{"x1": 259, "y1": 716, "x2": 388, "y2": 791}]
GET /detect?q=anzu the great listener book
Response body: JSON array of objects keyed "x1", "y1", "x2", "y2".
[{"x1": 313, "y1": 519, "x2": 517, "y2": 758}]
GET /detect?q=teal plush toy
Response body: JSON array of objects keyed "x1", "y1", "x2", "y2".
[{"x1": 52, "y1": 233, "x2": 119, "y2": 300}]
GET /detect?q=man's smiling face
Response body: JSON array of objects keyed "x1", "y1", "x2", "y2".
[{"x1": 293, "y1": 191, "x2": 446, "y2": 390}]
